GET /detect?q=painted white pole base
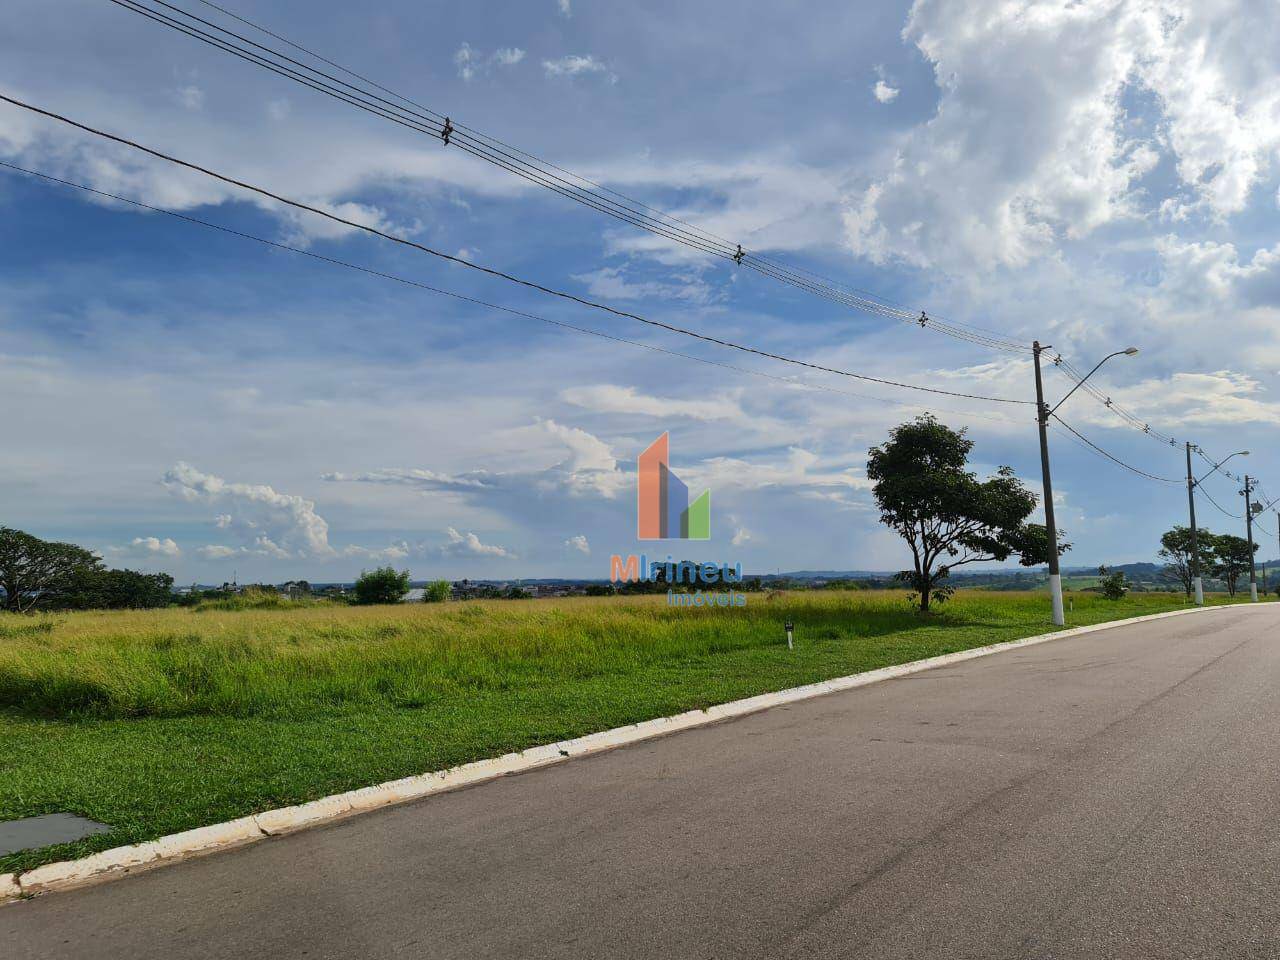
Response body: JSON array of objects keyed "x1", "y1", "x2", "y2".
[
  {"x1": 1193, "y1": 577, "x2": 1204, "y2": 606},
  {"x1": 1049, "y1": 573, "x2": 1064, "y2": 626},
  {"x1": 1251, "y1": 583, "x2": 1259, "y2": 602}
]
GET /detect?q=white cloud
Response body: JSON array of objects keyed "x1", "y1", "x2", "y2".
[
  {"x1": 564, "y1": 534, "x2": 590, "y2": 554},
  {"x1": 111, "y1": 535, "x2": 181, "y2": 559},
  {"x1": 196, "y1": 544, "x2": 240, "y2": 560},
  {"x1": 492, "y1": 48, "x2": 526, "y2": 67},
  {"x1": 163, "y1": 461, "x2": 336, "y2": 558},
  {"x1": 847, "y1": 0, "x2": 1280, "y2": 272},
  {"x1": 455, "y1": 42, "x2": 480, "y2": 81},
  {"x1": 543, "y1": 55, "x2": 612, "y2": 81},
  {"x1": 455, "y1": 42, "x2": 527, "y2": 81},
  {"x1": 559, "y1": 384, "x2": 745, "y2": 422},
  {"x1": 872, "y1": 80, "x2": 898, "y2": 104},
  {"x1": 557, "y1": 0, "x2": 571, "y2": 16},
  {"x1": 442, "y1": 527, "x2": 514, "y2": 558},
  {"x1": 731, "y1": 527, "x2": 752, "y2": 547},
  {"x1": 277, "y1": 200, "x2": 398, "y2": 248},
  {"x1": 571, "y1": 266, "x2": 715, "y2": 304},
  {"x1": 538, "y1": 418, "x2": 617, "y2": 474}
]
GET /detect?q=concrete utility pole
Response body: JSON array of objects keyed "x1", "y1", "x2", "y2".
[
  {"x1": 1244, "y1": 476, "x2": 1258, "y2": 602},
  {"x1": 1185, "y1": 442, "x2": 1204, "y2": 605},
  {"x1": 1032, "y1": 342, "x2": 1064, "y2": 626},
  {"x1": 1033, "y1": 341, "x2": 1138, "y2": 627}
]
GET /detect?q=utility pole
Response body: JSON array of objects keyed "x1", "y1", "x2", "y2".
[
  {"x1": 1185, "y1": 442, "x2": 1204, "y2": 605},
  {"x1": 1033, "y1": 341, "x2": 1064, "y2": 626},
  {"x1": 1244, "y1": 476, "x2": 1258, "y2": 602}
]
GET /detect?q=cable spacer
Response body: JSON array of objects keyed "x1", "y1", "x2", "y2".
[
  {"x1": 918, "y1": 311, "x2": 928, "y2": 328},
  {"x1": 441, "y1": 117, "x2": 454, "y2": 146},
  {"x1": 733, "y1": 244, "x2": 744, "y2": 265}
]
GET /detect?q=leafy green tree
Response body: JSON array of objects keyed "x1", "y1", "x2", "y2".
[
  {"x1": 1097, "y1": 565, "x2": 1129, "y2": 600},
  {"x1": 1157, "y1": 525, "x2": 1216, "y2": 598},
  {"x1": 0, "y1": 527, "x2": 102, "y2": 613},
  {"x1": 45, "y1": 568, "x2": 175, "y2": 610},
  {"x1": 1210, "y1": 534, "x2": 1256, "y2": 597},
  {"x1": 353, "y1": 566, "x2": 411, "y2": 605},
  {"x1": 423, "y1": 579, "x2": 451, "y2": 603},
  {"x1": 866, "y1": 416, "x2": 1068, "y2": 613}
]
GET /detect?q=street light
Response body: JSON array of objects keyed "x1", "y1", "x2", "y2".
[
  {"x1": 1033, "y1": 341, "x2": 1139, "y2": 626},
  {"x1": 1186, "y1": 448, "x2": 1249, "y2": 605}
]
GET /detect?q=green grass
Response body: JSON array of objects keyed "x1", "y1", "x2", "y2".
[{"x1": 0, "y1": 589, "x2": 1264, "y2": 873}]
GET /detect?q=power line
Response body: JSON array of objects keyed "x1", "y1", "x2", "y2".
[
  {"x1": 1049, "y1": 415, "x2": 1180, "y2": 484},
  {"x1": 1049, "y1": 354, "x2": 1183, "y2": 449},
  {"x1": 102, "y1": 0, "x2": 1033, "y2": 357},
  {"x1": 0, "y1": 92, "x2": 1033, "y2": 406},
  {"x1": 1198, "y1": 484, "x2": 1242, "y2": 520},
  {"x1": 0, "y1": 157, "x2": 1038, "y2": 431}
]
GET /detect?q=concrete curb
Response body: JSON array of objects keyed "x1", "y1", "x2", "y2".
[{"x1": 2, "y1": 602, "x2": 1265, "y2": 902}]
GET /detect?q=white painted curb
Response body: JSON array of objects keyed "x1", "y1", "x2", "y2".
[{"x1": 2, "y1": 602, "x2": 1267, "y2": 902}]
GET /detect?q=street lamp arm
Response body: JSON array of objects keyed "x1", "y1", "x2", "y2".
[
  {"x1": 1194, "y1": 450, "x2": 1249, "y2": 487},
  {"x1": 1046, "y1": 348, "x2": 1136, "y2": 419}
]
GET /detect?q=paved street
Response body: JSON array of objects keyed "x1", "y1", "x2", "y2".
[{"x1": 5, "y1": 606, "x2": 1279, "y2": 959}]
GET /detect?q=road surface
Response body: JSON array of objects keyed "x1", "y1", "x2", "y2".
[{"x1": 5, "y1": 606, "x2": 1279, "y2": 959}]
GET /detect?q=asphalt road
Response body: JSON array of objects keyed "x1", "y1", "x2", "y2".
[{"x1": 5, "y1": 606, "x2": 1279, "y2": 959}]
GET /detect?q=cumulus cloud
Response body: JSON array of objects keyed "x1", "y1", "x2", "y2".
[
  {"x1": 163, "y1": 461, "x2": 336, "y2": 558},
  {"x1": 872, "y1": 80, "x2": 898, "y2": 104},
  {"x1": 442, "y1": 527, "x2": 514, "y2": 558},
  {"x1": 846, "y1": 0, "x2": 1280, "y2": 272},
  {"x1": 564, "y1": 534, "x2": 590, "y2": 554},
  {"x1": 111, "y1": 536, "x2": 181, "y2": 559}
]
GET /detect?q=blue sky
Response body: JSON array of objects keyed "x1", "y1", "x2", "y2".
[{"x1": 3, "y1": 0, "x2": 1280, "y2": 582}]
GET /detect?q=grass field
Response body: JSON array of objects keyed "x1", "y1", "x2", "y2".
[{"x1": 0, "y1": 589, "x2": 1263, "y2": 873}]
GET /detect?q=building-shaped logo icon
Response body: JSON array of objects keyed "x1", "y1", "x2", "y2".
[{"x1": 637, "y1": 432, "x2": 710, "y2": 540}]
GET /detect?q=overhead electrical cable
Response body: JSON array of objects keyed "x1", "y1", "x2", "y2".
[
  {"x1": 0, "y1": 159, "x2": 1036, "y2": 430},
  {"x1": 1049, "y1": 415, "x2": 1181, "y2": 484},
  {"x1": 102, "y1": 0, "x2": 1032, "y2": 356},
  {"x1": 0, "y1": 103, "x2": 1028, "y2": 408}
]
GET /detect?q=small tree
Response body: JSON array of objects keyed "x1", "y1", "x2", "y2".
[
  {"x1": 1157, "y1": 525, "x2": 1216, "y2": 598},
  {"x1": 423, "y1": 579, "x2": 451, "y2": 603},
  {"x1": 1097, "y1": 565, "x2": 1129, "y2": 600},
  {"x1": 1210, "y1": 534, "x2": 1256, "y2": 597},
  {"x1": 866, "y1": 416, "x2": 1069, "y2": 613},
  {"x1": 353, "y1": 566, "x2": 411, "y2": 605}
]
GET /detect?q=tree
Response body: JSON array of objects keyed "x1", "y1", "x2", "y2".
[
  {"x1": 1210, "y1": 534, "x2": 1256, "y2": 597},
  {"x1": 1097, "y1": 565, "x2": 1129, "y2": 600},
  {"x1": 423, "y1": 579, "x2": 451, "y2": 603},
  {"x1": 866, "y1": 416, "x2": 1069, "y2": 613},
  {"x1": 353, "y1": 566, "x2": 411, "y2": 605},
  {"x1": 1157, "y1": 525, "x2": 1216, "y2": 598},
  {"x1": 44, "y1": 568, "x2": 175, "y2": 610},
  {"x1": 0, "y1": 527, "x2": 102, "y2": 613}
]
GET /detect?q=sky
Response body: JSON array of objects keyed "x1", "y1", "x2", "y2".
[{"x1": 2, "y1": 0, "x2": 1279, "y2": 583}]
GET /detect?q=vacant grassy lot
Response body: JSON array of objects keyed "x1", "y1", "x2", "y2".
[{"x1": 0, "y1": 589, "x2": 1259, "y2": 873}]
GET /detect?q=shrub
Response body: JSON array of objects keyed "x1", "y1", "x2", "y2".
[
  {"x1": 423, "y1": 580, "x2": 451, "y2": 603},
  {"x1": 353, "y1": 567, "x2": 411, "y2": 605},
  {"x1": 1098, "y1": 565, "x2": 1129, "y2": 601}
]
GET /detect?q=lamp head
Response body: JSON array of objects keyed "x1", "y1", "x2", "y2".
[{"x1": 1122, "y1": 347, "x2": 1139, "y2": 356}]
